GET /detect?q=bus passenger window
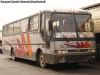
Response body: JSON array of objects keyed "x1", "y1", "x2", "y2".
[
  {"x1": 14, "y1": 21, "x2": 20, "y2": 34},
  {"x1": 21, "y1": 19, "x2": 28, "y2": 32},
  {"x1": 33, "y1": 16, "x2": 38, "y2": 30},
  {"x1": 40, "y1": 14, "x2": 45, "y2": 38},
  {"x1": 29, "y1": 18, "x2": 34, "y2": 31},
  {"x1": 8, "y1": 24, "x2": 13, "y2": 34},
  {"x1": 29, "y1": 16, "x2": 38, "y2": 31},
  {"x1": 4, "y1": 26, "x2": 8, "y2": 35}
]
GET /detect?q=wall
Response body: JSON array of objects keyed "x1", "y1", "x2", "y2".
[{"x1": 87, "y1": 7, "x2": 100, "y2": 33}]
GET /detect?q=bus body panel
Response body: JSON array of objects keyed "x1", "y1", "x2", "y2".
[
  {"x1": 2, "y1": 32, "x2": 47, "y2": 61},
  {"x1": 51, "y1": 41, "x2": 96, "y2": 50},
  {"x1": 2, "y1": 9, "x2": 96, "y2": 66},
  {"x1": 43, "y1": 40, "x2": 96, "y2": 64}
]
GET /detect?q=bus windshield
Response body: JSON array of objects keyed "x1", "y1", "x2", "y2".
[
  {"x1": 75, "y1": 14, "x2": 94, "y2": 38},
  {"x1": 52, "y1": 14, "x2": 76, "y2": 32},
  {"x1": 52, "y1": 13, "x2": 94, "y2": 38},
  {"x1": 75, "y1": 14, "x2": 93, "y2": 32},
  {"x1": 52, "y1": 14, "x2": 77, "y2": 38}
]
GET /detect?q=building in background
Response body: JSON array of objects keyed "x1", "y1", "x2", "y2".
[
  {"x1": 81, "y1": 3, "x2": 100, "y2": 62},
  {"x1": 81, "y1": 3, "x2": 100, "y2": 33}
]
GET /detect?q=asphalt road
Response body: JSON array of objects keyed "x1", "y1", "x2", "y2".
[{"x1": 0, "y1": 54, "x2": 100, "y2": 75}]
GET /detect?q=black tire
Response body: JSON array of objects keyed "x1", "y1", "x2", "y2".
[
  {"x1": 36, "y1": 55, "x2": 40, "y2": 66},
  {"x1": 70, "y1": 62, "x2": 79, "y2": 66},
  {"x1": 11, "y1": 50, "x2": 16, "y2": 61},
  {"x1": 39, "y1": 52, "x2": 47, "y2": 68}
]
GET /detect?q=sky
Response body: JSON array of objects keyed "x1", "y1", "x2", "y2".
[{"x1": 0, "y1": 0, "x2": 100, "y2": 30}]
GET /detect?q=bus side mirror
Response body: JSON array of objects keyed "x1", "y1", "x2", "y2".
[
  {"x1": 90, "y1": 21, "x2": 94, "y2": 31},
  {"x1": 49, "y1": 20, "x2": 53, "y2": 30},
  {"x1": 92, "y1": 21, "x2": 94, "y2": 31}
]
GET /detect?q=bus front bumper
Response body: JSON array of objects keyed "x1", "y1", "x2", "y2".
[{"x1": 44, "y1": 52, "x2": 96, "y2": 64}]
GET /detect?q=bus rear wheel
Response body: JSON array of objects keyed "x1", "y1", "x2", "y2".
[
  {"x1": 12, "y1": 50, "x2": 16, "y2": 61},
  {"x1": 39, "y1": 52, "x2": 47, "y2": 68}
]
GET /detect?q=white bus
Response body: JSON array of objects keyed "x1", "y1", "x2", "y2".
[{"x1": 2, "y1": 9, "x2": 96, "y2": 68}]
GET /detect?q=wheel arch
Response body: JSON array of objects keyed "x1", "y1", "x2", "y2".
[
  {"x1": 11, "y1": 47, "x2": 14, "y2": 56},
  {"x1": 36, "y1": 48, "x2": 43, "y2": 65},
  {"x1": 36, "y1": 48, "x2": 42, "y2": 60}
]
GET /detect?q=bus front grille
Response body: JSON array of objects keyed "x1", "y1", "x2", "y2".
[{"x1": 68, "y1": 49, "x2": 88, "y2": 53}]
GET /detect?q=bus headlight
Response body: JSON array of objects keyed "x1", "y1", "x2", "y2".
[
  {"x1": 62, "y1": 50, "x2": 66, "y2": 53},
  {"x1": 58, "y1": 50, "x2": 62, "y2": 53},
  {"x1": 91, "y1": 49, "x2": 96, "y2": 52},
  {"x1": 89, "y1": 49, "x2": 96, "y2": 52},
  {"x1": 54, "y1": 50, "x2": 66, "y2": 53}
]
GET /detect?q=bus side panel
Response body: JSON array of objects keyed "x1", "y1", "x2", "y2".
[
  {"x1": 30, "y1": 32, "x2": 43, "y2": 60},
  {"x1": 2, "y1": 36, "x2": 11, "y2": 55},
  {"x1": 26, "y1": 32, "x2": 39, "y2": 60},
  {"x1": 2, "y1": 32, "x2": 48, "y2": 61},
  {"x1": 9, "y1": 32, "x2": 43, "y2": 61}
]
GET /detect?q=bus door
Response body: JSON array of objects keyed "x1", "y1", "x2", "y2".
[{"x1": 40, "y1": 13, "x2": 51, "y2": 48}]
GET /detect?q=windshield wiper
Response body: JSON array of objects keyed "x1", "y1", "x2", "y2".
[{"x1": 54, "y1": 27, "x2": 69, "y2": 42}]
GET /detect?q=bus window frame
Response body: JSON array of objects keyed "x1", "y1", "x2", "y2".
[
  {"x1": 20, "y1": 18, "x2": 29, "y2": 33},
  {"x1": 13, "y1": 21, "x2": 21, "y2": 34},
  {"x1": 3, "y1": 25, "x2": 9, "y2": 36},
  {"x1": 8, "y1": 24, "x2": 14, "y2": 35},
  {"x1": 28, "y1": 14, "x2": 39, "y2": 31}
]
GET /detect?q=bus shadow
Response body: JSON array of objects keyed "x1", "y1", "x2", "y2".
[
  {"x1": 8, "y1": 58, "x2": 99, "y2": 75},
  {"x1": 47, "y1": 63, "x2": 99, "y2": 75},
  {"x1": 8, "y1": 58, "x2": 37, "y2": 67}
]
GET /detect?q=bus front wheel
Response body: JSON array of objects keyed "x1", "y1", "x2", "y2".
[{"x1": 39, "y1": 52, "x2": 47, "y2": 68}]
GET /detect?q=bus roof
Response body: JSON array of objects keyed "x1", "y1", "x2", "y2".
[
  {"x1": 40, "y1": 8, "x2": 91, "y2": 13},
  {"x1": 3, "y1": 8, "x2": 91, "y2": 26}
]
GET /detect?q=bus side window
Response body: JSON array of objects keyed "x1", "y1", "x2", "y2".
[
  {"x1": 33, "y1": 16, "x2": 38, "y2": 30},
  {"x1": 40, "y1": 14, "x2": 45, "y2": 38},
  {"x1": 29, "y1": 15, "x2": 38, "y2": 31},
  {"x1": 45, "y1": 13, "x2": 51, "y2": 48},
  {"x1": 21, "y1": 19, "x2": 28, "y2": 32},
  {"x1": 8, "y1": 24, "x2": 13, "y2": 34},
  {"x1": 4, "y1": 26, "x2": 8, "y2": 36},
  {"x1": 29, "y1": 17, "x2": 34, "y2": 31},
  {"x1": 45, "y1": 13, "x2": 50, "y2": 36},
  {"x1": 14, "y1": 21, "x2": 20, "y2": 34}
]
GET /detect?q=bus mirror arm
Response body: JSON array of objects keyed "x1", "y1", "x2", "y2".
[
  {"x1": 92, "y1": 21, "x2": 94, "y2": 32},
  {"x1": 49, "y1": 20, "x2": 53, "y2": 30},
  {"x1": 90, "y1": 21, "x2": 94, "y2": 31},
  {"x1": 90, "y1": 21, "x2": 94, "y2": 25},
  {"x1": 92, "y1": 21, "x2": 94, "y2": 26}
]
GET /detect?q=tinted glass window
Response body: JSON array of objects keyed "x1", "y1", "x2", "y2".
[
  {"x1": 4, "y1": 26, "x2": 8, "y2": 35},
  {"x1": 21, "y1": 19, "x2": 28, "y2": 32},
  {"x1": 52, "y1": 14, "x2": 76, "y2": 32},
  {"x1": 14, "y1": 21, "x2": 20, "y2": 34},
  {"x1": 33, "y1": 16, "x2": 38, "y2": 30},
  {"x1": 8, "y1": 24, "x2": 13, "y2": 34},
  {"x1": 75, "y1": 14, "x2": 93, "y2": 32},
  {"x1": 29, "y1": 17, "x2": 34, "y2": 31}
]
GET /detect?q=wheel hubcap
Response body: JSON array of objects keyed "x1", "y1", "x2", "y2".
[{"x1": 40, "y1": 54, "x2": 45, "y2": 67}]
